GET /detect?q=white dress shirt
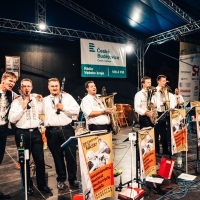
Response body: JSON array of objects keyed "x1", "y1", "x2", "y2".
[
  {"x1": 8, "y1": 94, "x2": 42, "y2": 128},
  {"x1": 174, "y1": 94, "x2": 184, "y2": 105},
  {"x1": 134, "y1": 89, "x2": 147, "y2": 116},
  {"x1": 152, "y1": 86, "x2": 176, "y2": 112},
  {"x1": 43, "y1": 93, "x2": 80, "y2": 127},
  {"x1": 80, "y1": 94, "x2": 110, "y2": 125}
]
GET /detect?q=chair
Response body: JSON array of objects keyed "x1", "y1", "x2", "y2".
[{"x1": 115, "y1": 104, "x2": 128, "y2": 127}]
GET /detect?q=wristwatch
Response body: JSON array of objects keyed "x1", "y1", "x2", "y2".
[{"x1": 102, "y1": 110, "x2": 106, "y2": 114}]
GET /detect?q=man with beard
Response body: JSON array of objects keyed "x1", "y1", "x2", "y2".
[
  {"x1": 0, "y1": 71, "x2": 18, "y2": 199},
  {"x1": 43, "y1": 78, "x2": 80, "y2": 190},
  {"x1": 81, "y1": 81, "x2": 112, "y2": 132}
]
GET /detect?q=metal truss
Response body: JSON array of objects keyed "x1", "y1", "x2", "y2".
[
  {"x1": 143, "y1": 20, "x2": 200, "y2": 46},
  {"x1": 55, "y1": 0, "x2": 137, "y2": 41},
  {"x1": 159, "y1": 0, "x2": 194, "y2": 24},
  {"x1": 174, "y1": 36, "x2": 200, "y2": 45},
  {"x1": 35, "y1": 0, "x2": 46, "y2": 24},
  {"x1": 0, "y1": 18, "x2": 137, "y2": 44}
]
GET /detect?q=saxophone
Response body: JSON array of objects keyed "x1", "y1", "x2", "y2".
[
  {"x1": 100, "y1": 90, "x2": 120, "y2": 135},
  {"x1": 146, "y1": 86, "x2": 158, "y2": 125},
  {"x1": 160, "y1": 85, "x2": 171, "y2": 110}
]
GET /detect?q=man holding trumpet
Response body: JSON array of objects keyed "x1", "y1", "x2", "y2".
[{"x1": 81, "y1": 81, "x2": 112, "y2": 132}]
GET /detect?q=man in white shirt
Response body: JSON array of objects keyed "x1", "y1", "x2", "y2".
[
  {"x1": 174, "y1": 88, "x2": 184, "y2": 108},
  {"x1": 0, "y1": 71, "x2": 18, "y2": 199},
  {"x1": 43, "y1": 78, "x2": 80, "y2": 190},
  {"x1": 134, "y1": 76, "x2": 154, "y2": 129},
  {"x1": 152, "y1": 75, "x2": 176, "y2": 156},
  {"x1": 80, "y1": 81, "x2": 112, "y2": 131},
  {"x1": 8, "y1": 78, "x2": 51, "y2": 195}
]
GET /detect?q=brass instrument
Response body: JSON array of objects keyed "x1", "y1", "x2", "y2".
[
  {"x1": 146, "y1": 86, "x2": 158, "y2": 125},
  {"x1": 100, "y1": 89, "x2": 120, "y2": 135},
  {"x1": 160, "y1": 85, "x2": 171, "y2": 110}
]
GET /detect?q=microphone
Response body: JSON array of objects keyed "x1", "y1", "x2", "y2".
[{"x1": 26, "y1": 91, "x2": 32, "y2": 109}]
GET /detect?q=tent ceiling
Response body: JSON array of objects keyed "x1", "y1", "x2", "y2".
[{"x1": 0, "y1": 0, "x2": 200, "y2": 40}]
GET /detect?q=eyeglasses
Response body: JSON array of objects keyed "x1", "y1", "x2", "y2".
[{"x1": 21, "y1": 85, "x2": 32, "y2": 88}]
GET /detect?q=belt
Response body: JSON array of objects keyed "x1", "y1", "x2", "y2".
[
  {"x1": 0, "y1": 123, "x2": 8, "y2": 129},
  {"x1": 17, "y1": 127, "x2": 38, "y2": 132},
  {"x1": 46, "y1": 124, "x2": 71, "y2": 130}
]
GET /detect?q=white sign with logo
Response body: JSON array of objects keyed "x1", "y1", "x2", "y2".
[
  {"x1": 80, "y1": 38, "x2": 126, "y2": 78},
  {"x1": 179, "y1": 53, "x2": 200, "y2": 103}
]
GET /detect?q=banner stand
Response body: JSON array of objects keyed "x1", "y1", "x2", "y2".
[
  {"x1": 115, "y1": 131, "x2": 157, "y2": 194},
  {"x1": 187, "y1": 107, "x2": 200, "y2": 174}
]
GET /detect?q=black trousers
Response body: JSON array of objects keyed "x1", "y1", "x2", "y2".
[
  {"x1": 15, "y1": 128, "x2": 46, "y2": 189},
  {"x1": 88, "y1": 124, "x2": 111, "y2": 132},
  {"x1": 139, "y1": 115, "x2": 154, "y2": 130},
  {"x1": 46, "y1": 125, "x2": 77, "y2": 183},
  {"x1": 155, "y1": 112, "x2": 169, "y2": 154},
  {"x1": 0, "y1": 124, "x2": 8, "y2": 164}
]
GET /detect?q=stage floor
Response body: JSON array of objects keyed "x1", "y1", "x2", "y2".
[{"x1": 1, "y1": 126, "x2": 200, "y2": 200}]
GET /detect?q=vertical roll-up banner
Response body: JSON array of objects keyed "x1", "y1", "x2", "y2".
[
  {"x1": 81, "y1": 38, "x2": 126, "y2": 78},
  {"x1": 170, "y1": 109, "x2": 187, "y2": 155},
  {"x1": 78, "y1": 133, "x2": 114, "y2": 200},
  {"x1": 138, "y1": 128, "x2": 156, "y2": 180},
  {"x1": 195, "y1": 106, "x2": 200, "y2": 147},
  {"x1": 178, "y1": 53, "x2": 200, "y2": 104}
]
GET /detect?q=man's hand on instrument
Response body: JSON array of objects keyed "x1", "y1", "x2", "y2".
[
  {"x1": 56, "y1": 103, "x2": 63, "y2": 111},
  {"x1": 145, "y1": 110, "x2": 152, "y2": 117},
  {"x1": 105, "y1": 108, "x2": 113, "y2": 114}
]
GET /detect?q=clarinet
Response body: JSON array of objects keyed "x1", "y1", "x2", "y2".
[
  {"x1": 18, "y1": 87, "x2": 32, "y2": 109},
  {"x1": 56, "y1": 77, "x2": 65, "y2": 114}
]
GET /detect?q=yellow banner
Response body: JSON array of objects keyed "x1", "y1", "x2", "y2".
[
  {"x1": 195, "y1": 107, "x2": 200, "y2": 147},
  {"x1": 170, "y1": 109, "x2": 187, "y2": 154},
  {"x1": 138, "y1": 128, "x2": 156, "y2": 179},
  {"x1": 78, "y1": 133, "x2": 114, "y2": 200},
  {"x1": 191, "y1": 101, "x2": 200, "y2": 107}
]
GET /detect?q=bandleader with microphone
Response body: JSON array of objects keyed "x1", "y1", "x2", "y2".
[
  {"x1": 8, "y1": 78, "x2": 51, "y2": 195},
  {"x1": 43, "y1": 78, "x2": 80, "y2": 190}
]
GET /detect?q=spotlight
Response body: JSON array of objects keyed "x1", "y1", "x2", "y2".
[
  {"x1": 38, "y1": 23, "x2": 46, "y2": 31},
  {"x1": 126, "y1": 44, "x2": 133, "y2": 53}
]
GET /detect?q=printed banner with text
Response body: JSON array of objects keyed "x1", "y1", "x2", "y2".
[
  {"x1": 195, "y1": 106, "x2": 200, "y2": 147},
  {"x1": 81, "y1": 38, "x2": 126, "y2": 78},
  {"x1": 78, "y1": 132, "x2": 114, "y2": 200},
  {"x1": 138, "y1": 128, "x2": 156, "y2": 180},
  {"x1": 178, "y1": 53, "x2": 200, "y2": 104},
  {"x1": 170, "y1": 109, "x2": 187, "y2": 155}
]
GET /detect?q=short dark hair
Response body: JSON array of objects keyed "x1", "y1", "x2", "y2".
[
  {"x1": 85, "y1": 81, "x2": 94, "y2": 89},
  {"x1": 157, "y1": 75, "x2": 166, "y2": 81},
  {"x1": 141, "y1": 76, "x2": 151, "y2": 85}
]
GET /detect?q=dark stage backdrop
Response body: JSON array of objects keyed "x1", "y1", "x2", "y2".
[{"x1": 0, "y1": 33, "x2": 180, "y2": 108}]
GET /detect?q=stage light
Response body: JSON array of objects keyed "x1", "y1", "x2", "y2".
[
  {"x1": 38, "y1": 23, "x2": 46, "y2": 31},
  {"x1": 126, "y1": 44, "x2": 133, "y2": 53}
]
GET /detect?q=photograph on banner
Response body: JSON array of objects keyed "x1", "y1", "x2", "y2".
[
  {"x1": 80, "y1": 38, "x2": 126, "y2": 78},
  {"x1": 138, "y1": 128, "x2": 156, "y2": 179},
  {"x1": 195, "y1": 106, "x2": 200, "y2": 147},
  {"x1": 78, "y1": 133, "x2": 114, "y2": 200},
  {"x1": 178, "y1": 52, "x2": 200, "y2": 104},
  {"x1": 5, "y1": 56, "x2": 20, "y2": 77},
  {"x1": 170, "y1": 109, "x2": 187, "y2": 155}
]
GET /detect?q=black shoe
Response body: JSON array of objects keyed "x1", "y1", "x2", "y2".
[
  {"x1": 0, "y1": 192, "x2": 11, "y2": 199},
  {"x1": 27, "y1": 187, "x2": 34, "y2": 195},
  {"x1": 57, "y1": 182, "x2": 67, "y2": 190},
  {"x1": 38, "y1": 185, "x2": 52, "y2": 193},
  {"x1": 69, "y1": 180, "x2": 79, "y2": 188}
]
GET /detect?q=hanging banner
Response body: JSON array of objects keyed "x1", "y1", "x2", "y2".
[
  {"x1": 138, "y1": 128, "x2": 156, "y2": 180},
  {"x1": 80, "y1": 38, "x2": 126, "y2": 78},
  {"x1": 170, "y1": 109, "x2": 187, "y2": 155},
  {"x1": 178, "y1": 53, "x2": 200, "y2": 104},
  {"x1": 195, "y1": 106, "x2": 200, "y2": 147},
  {"x1": 78, "y1": 132, "x2": 114, "y2": 200}
]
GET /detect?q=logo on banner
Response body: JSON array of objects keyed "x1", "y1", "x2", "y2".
[
  {"x1": 192, "y1": 65, "x2": 199, "y2": 76},
  {"x1": 195, "y1": 86, "x2": 198, "y2": 90},
  {"x1": 180, "y1": 71, "x2": 190, "y2": 73},
  {"x1": 181, "y1": 78, "x2": 188, "y2": 80},
  {"x1": 180, "y1": 89, "x2": 191, "y2": 93},
  {"x1": 89, "y1": 43, "x2": 95, "y2": 52}
]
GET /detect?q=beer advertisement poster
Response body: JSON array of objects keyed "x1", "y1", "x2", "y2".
[
  {"x1": 170, "y1": 109, "x2": 187, "y2": 155},
  {"x1": 138, "y1": 128, "x2": 156, "y2": 179},
  {"x1": 78, "y1": 133, "x2": 114, "y2": 200},
  {"x1": 195, "y1": 106, "x2": 200, "y2": 147}
]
